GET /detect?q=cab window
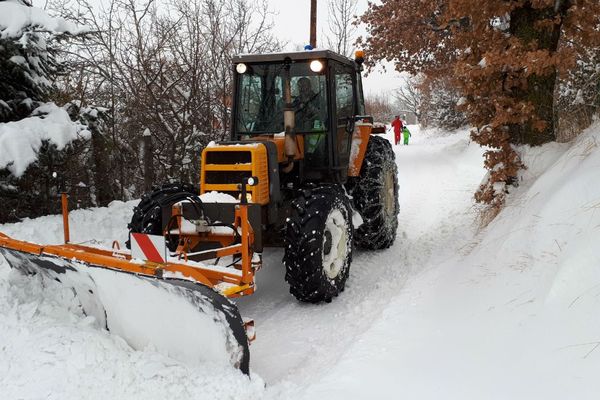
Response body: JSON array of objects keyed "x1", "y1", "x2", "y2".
[{"x1": 333, "y1": 62, "x2": 356, "y2": 167}]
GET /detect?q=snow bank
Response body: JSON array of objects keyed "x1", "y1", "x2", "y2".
[
  {"x1": 0, "y1": 1, "x2": 87, "y2": 39},
  {"x1": 0, "y1": 199, "x2": 269, "y2": 398},
  {"x1": 0, "y1": 264, "x2": 266, "y2": 400},
  {"x1": 300, "y1": 123, "x2": 600, "y2": 399},
  {"x1": 0, "y1": 199, "x2": 135, "y2": 246},
  {"x1": 0, "y1": 103, "x2": 90, "y2": 177}
]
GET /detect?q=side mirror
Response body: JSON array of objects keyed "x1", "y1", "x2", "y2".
[{"x1": 345, "y1": 117, "x2": 355, "y2": 134}]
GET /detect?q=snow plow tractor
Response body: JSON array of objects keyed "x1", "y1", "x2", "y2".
[{"x1": 0, "y1": 50, "x2": 399, "y2": 374}]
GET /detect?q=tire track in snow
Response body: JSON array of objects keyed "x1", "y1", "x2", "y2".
[{"x1": 236, "y1": 128, "x2": 487, "y2": 387}]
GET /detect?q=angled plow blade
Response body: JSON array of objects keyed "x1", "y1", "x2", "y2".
[{"x1": 0, "y1": 244, "x2": 250, "y2": 374}]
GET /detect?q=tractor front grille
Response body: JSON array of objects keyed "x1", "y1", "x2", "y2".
[
  {"x1": 204, "y1": 170, "x2": 252, "y2": 185},
  {"x1": 205, "y1": 151, "x2": 252, "y2": 165},
  {"x1": 200, "y1": 144, "x2": 270, "y2": 205}
]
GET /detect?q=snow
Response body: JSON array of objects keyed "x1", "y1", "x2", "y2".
[
  {"x1": 351, "y1": 210, "x2": 363, "y2": 228},
  {"x1": 296, "y1": 124, "x2": 600, "y2": 399},
  {"x1": 80, "y1": 267, "x2": 244, "y2": 369},
  {"x1": 0, "y1": 1, "x2": 87, "y2": 39},
  {"x1": 0, "y1": 1, "x2": 92, "y2": 178},
  {"x1": 2, "y1": 123, "x2": 600, "y2": 398},
  {"x1": 0, "y1": 266, "x2": 265, "y2": 399},
  {"x1": 0, "y1": 200, "x2": 136, "y2": 247},
  {"x1": 206, "y1": 142, "x2": 261, "y2": 149},
  {"x1": 200, "y1": 191, "x2": 239, "y2": 203},
  {"x1": 0, "y1": 201, "x2": 262, "y2": 399},
  {"x1": 348, "y1": 135, "x2": 363, "y2": 175},
  {"x1": 0, "y1": 103, "x2": 90, "y2": 177}
]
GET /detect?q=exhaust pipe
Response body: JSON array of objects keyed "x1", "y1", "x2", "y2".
[{"x1": 283, "y1": 62, "x2": 296, "y2": 173}]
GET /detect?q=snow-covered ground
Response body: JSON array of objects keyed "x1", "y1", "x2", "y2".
[{"x1": 2, "y1": 124, "x2": 600, "y2": 399}]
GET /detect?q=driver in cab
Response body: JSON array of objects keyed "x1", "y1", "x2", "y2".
[{"x1": 293, "y1": 77, "x2": 320, "y2": 131}]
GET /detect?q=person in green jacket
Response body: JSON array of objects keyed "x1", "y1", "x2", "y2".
[{"x1": 402, "y1": 126, "x2": 412, "y2": 145}]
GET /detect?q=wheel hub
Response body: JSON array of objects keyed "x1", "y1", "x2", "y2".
[{"x1": 322, "y1": 209, "x2": 348, "y2": 280}]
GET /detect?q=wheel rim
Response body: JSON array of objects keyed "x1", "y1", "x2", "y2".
[
  {"x1": 382, "y1": 169, "x2": 396, "y2": 219},
  {"x1": 322, "y1": 208, "x2": 348, "y2": 280}
]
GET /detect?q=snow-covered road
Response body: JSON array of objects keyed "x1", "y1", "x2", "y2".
[
  {"x1": 298, "y1": 125, "x2": 600, "y2": 400},
  {"x1": 235, "y1": 127, "x2": 487, "y2": 390}
]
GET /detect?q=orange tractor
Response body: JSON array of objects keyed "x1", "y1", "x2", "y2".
[{"x1": 0, "y1": 50, "x2": 399, "y2": 374}]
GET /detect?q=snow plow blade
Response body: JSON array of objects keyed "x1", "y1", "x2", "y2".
[{"x1": 0, "y1": 236, "x2": 250, "y2": 374}]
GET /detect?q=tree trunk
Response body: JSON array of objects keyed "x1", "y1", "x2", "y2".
[
  {"x1": 508, "y1": 3, "x2": 566, "y2": 145},
  {"x1": 143, "y1": 130, "x2": 154, "y2": 192},
  {"x1": 91, "y1": 128, "x2": 112, "y2": 206}
]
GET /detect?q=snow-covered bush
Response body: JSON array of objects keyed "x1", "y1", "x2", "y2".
[
  {"x1": 418, "y1": 74, "x2": 468, "y2": 130},
  {"x1": 0, "y1": 0, "x2": 84, "y2": 122},
  {"x1": 556, "y1": 48, "x2": 600, "y2": 142},
  {"x1": 0, "y1": 0, "x2": 90, "y2": 222}
]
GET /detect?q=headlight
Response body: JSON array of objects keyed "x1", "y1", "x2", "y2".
[
  {"x1": 236, "y1": 63, "x2": 247, "y2": 74},
  {"x1": 310, "y1": 60, "x2": 323, "y2": 72}
]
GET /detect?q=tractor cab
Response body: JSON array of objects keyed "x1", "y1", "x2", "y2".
[{"x1": 230, "y1": 50, "x2": 367, "y2": 182}]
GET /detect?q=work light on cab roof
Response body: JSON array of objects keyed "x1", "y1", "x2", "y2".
[
  {"x1": 236, "y1": 63, "x2": 247, "y2": 74},
  {"x1": 309, "y1": 60, "x2": 323, "y2": 72}
]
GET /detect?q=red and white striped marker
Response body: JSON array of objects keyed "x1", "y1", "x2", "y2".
[{"x1": 130, "y1": 233, "x2": 167, "y2": 263}]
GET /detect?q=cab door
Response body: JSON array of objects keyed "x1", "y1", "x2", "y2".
[{"x1": 332, "y1": 61, "x2": 357, "y2": 177}]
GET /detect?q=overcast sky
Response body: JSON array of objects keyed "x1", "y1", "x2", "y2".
[{"x1": 265, "y1": 0, "x2": 404, "y2": 96}]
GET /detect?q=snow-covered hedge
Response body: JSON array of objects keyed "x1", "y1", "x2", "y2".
[{"x1": 0, "y1": 103, "x2": 90, "y2": 176}]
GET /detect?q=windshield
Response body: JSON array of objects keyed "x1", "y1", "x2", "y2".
[{"x1": 236, "y1": 62, "x2": 328, "y2": 134}]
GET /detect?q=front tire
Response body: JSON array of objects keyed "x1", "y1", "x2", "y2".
[
  {"x1": 126, "y1": 183, "x2": 198, "y2": 249},
  {"x1": 348, "y1": 135, "x2": 399, "y2": 250},
  {"x1": 283, "y1": 185, "x2": 353, "y2": 303}
]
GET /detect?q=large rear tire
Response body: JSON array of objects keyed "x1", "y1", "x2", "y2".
[
  {"x1": 348, "y1": 135, "x2": 399, "y2": 250},
  {"x1": 126, "y1": 183, "x2": 198, "y2": 249},
  {"x1": 283, "y1": 185, "x2": 353, "y2": 303}
]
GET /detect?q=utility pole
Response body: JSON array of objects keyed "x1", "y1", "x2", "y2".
[{"x1": 310, "y1": 0, "x2": 317, "y2": 48}]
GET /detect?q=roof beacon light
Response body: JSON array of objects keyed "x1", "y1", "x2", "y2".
[
  {"x1": 310, "y1": 60, "x2": 323, "y2": 73},
  {"x1": 355, "y1": 50, "x2": 365, "y2": 64},
  {"x1": 236, "y1": 63, "x2": 247, "y2": 74}
]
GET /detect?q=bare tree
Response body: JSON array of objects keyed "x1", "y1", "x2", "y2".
[
  {"x1": 324, "y1": 0, "x2": 358, "y2": 56},
  {"x1": 46, "y1": 0, "x2": 282, "y2": 198},
  {"x1": 393, "y1": 75, "x2": 423, "y2": 122},
  {"x1": 365, "y1": 94, "x2": 395, "y2": 124}
]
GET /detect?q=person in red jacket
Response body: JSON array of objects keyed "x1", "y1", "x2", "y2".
[{"x1": 391, "y1": 115, "x2": 403, "y2": 145}]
